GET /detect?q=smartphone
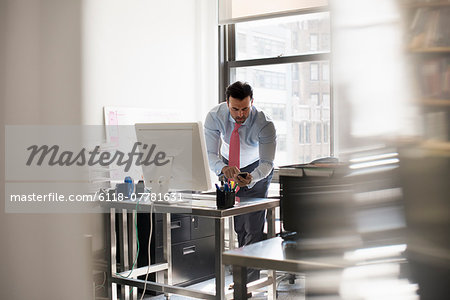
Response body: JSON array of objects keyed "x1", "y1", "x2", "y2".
[{"x1": 238, "y1": 172, "x2": 247, "y2": 179}]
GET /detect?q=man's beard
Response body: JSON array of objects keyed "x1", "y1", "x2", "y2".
[{"x1": 235, "y1": 117, "x2": 246, "y2": 124}]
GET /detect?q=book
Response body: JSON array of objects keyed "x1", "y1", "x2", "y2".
[{"x1": 409, "y1": 7, "x2": 450, "y2": 49}]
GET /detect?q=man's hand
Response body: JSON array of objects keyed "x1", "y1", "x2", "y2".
[
  {"x1": 234, "y1": 172, "x2": 252, "y2": 187},
  {"x1": 222, "y1": 166, "x2": 240, "y2": 180}
]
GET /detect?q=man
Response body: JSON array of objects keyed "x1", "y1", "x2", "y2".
[{"x1": 204, "y1": 81, "x2": 276, "y2": 282}]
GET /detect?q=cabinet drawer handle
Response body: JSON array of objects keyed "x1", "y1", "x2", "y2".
[
  {"x1": 182, "y1": 245, "x2": 196, "y2": 255},
  {"x1": 171, "y1": 220, "x2": 181, "y2": 229}
]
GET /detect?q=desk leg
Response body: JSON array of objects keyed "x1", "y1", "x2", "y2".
[
  {"x1": 267, "y1": 207, "x2": 275, "y2": 238},
  {"x1": 109, "y1": 208, "x2": 118, "y2": 300},
  {"x1": 233, "y1": 265, "x2": 248, "y2": 300},
  {"x1": 163, "y1": 213, "x2": 172, "y2": 299},
  {"x1": 267, "y1": 207, "x2": 277, "y2": 299},
  {"x1": 228, "y1": 217, "x2": 235, "y2": 250},
  {"x1": 215, "y1": 218, "x2": 225, "y2": 300},
  {"x1": 120, "y1": 209, "x2": 130, "y2": 300},
  {"x1": 130, "y1": 211, "x2": 137, "y2": 300}
]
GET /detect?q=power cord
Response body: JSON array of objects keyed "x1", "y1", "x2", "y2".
[
  {"x1": 95, "y1": 272, "x2": 107, "y2": 291},
  {"x1": 115, "y1": 197, "x2": 141, "y2": 279},
  {"x1": 107, "y1": 189, "x2": 154, "y2": 299},
  {"x1": 113, "y1": 192, "x2": 148, "y2": 296},
  {"x1": 140, "y1": 198, "x2": 154, "y2": 300}
]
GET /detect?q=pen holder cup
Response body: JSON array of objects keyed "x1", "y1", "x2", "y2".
[{"x1": 216, "y1": 190, "x2": 235, "y2": 209}]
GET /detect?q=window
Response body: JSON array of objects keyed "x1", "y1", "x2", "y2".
[
  {"x1": 322, "y1": 63, "x2": 329, "y2": 81},
  {"x1": 324, "y1": 122, "x2": 329, "y2": 143},
  {"x1": 299, "y1": 123, "x2": 304, "y2": 143},
  {"x1": 254, "y1": 36, "x2": 285, "y2": 57},
  {"x1": 237, "y1": 33, "x2": 247, "y2": 54},
  {"x1": 321, "y1": 33, "x2": 330, "y2": 51},
  {"x1": 311, "y1": 93, "x2": 320, "y2": 106},
  {"x1": 292, "y1": 31, "x2": 299, "y2": 50},
  {"x1": 305, "y1": 155, "x2": 311, "y2": 163},
  {"x1": 259, "y1": 103, "x2": 286, "y2": 120},
  {"x1": 292, "y1": 64, "x2": 299, "y2": 80},
  {"x1": 310, "y1": 34, "x2": 318, "y2": 51},
  {"x1": 254, "y1": 70, "x2": 285, "y2": 90},
  {"x1": 221, "y1": 12, "x2": 332, "y2": 166},
  {"x1": 277, "y1": 134, "x2": 287, "y2": 151},
  {"x1": 234, "y1": 13, "x2": 331, "y2": 61},
  {"x1": 292, "y1": 84, "x2": 299, "y2": 98},
  {"x1": 316, "y1": 123, "x2": 322, "y2": 143},
  {"x1": 323, "y1": 93, "x2": 330, "y2": 107},
  {"x1": 305, "y1": 123, "x2": 311, "y2": 144},
  {"x1": 310, "y1": 63, "x2": 319, "y2": 81}
]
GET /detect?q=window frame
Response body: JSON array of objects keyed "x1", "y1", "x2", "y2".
[
  {"x1": 310, "y1": 63, "x2": 319, "y2": 81},
  {"x1": 218, "y1": 10, "x2": 334, "y2": 181},
  {"x1": 311, "y1": 93, "x2": 320, "y2": 106},
  {"x1": 310, "y1": 33, "x2": 319, "y2": 51},
  {"x1": 316, "y1": 122, "x2": 322, "y2": 143}
]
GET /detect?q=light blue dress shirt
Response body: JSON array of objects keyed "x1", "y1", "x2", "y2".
[{"x1": 204, "y1": 102, "x2": 276, "y2": 188}]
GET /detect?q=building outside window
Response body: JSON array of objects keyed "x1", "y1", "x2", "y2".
[
  {"x1": 237, "y1": 33, "x2": 247, "y2": 54},
  {"x1": 277, "y1": 134, "x2": 287, "y2": 152},
  {"x1": 323, "y1": 93, "x2": 330, "y2": 107},
  {"x1": 316, "y1": 123, "x2": 322, "y2": 143},
  {"x1": 299, "y1": 122, "x2": 304, "y2": 143},
  {"x1": 324, "y1": 122, "x2": 329, "y2": 143},
  {"x1": 221, "y1": 11, "x2": 331, "y2": 166},
  {"x1": 322, "y1": 63, "x2": 330, "y2": 81},
  {"x1": 310, "y1": 34, "x2": 318, "y2": 51},
  {"x1": 305, "y1": 122, "x2": 311, "y2": 144},
  {"x1": 292, "y1": 64, "x2": 299, "y2": 80},
  {"x1": 321, "y1": 33, "x2": 330, "y2": 50},
  {"x1": 310, "y1": 63, "x2": 319, "y2": 81},
  {"x1": 311, "y1": 93, "x2": 320, "y2": 106}
]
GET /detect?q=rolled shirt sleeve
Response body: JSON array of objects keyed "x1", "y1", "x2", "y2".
[
  {"x1": 248, "y1": 122, "x2": 276, "y2": 188},
  {"x1": 204, "y1": 111, "x2": 227, "y2": 176}
]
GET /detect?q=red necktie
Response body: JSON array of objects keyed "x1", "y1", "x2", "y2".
[{"x1": 228, "y1": 123, "x2": 241, "y2": 168}]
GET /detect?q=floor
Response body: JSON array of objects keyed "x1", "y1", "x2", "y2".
[{"x1": 144, "y1": 272, "x2": 306, "y2": 300}]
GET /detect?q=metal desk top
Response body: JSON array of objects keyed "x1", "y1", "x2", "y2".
[
  {"x1": 222, "y1": 237, "x2": 353, "y2": 273},
  {"x1": 102, "y1": 196, "x2": 279, "y2": 218}
]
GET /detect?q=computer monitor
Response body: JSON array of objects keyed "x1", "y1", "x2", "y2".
[{"x1": 135, "y1": 122, "x2": 212, "y2": 195}]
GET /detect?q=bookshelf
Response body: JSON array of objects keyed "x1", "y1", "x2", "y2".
[
  {"x1": 403, "y1": 0, "x2": 450, "y2": 9},
  {"x1": 419, "y1": 98, "x2": 450, "y2": 106},
  {"x1": 398, "y1": 6, "x2": 449, "y2": 300},
  {"x1": 402, "y1": 0, "x2": 450, "y2": 147},
  {"x1": 409, "y1": 47, "x2": 450, "y2": 53}
]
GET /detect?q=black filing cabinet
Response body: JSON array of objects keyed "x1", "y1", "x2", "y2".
[{"x1": 138, "y1": 213, "x2": 215, "y2": 287}]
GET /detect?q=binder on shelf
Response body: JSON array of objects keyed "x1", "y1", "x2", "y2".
[{"x1": 409, "y1": 6, "x2": 450, "y2": 49}]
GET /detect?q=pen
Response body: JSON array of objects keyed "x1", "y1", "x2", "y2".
[{"x1": 215, "y1": 183, "x2": 221, "y2": 191}]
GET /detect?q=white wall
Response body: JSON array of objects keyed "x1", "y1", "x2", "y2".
[
  {"x1": 80, "y1": 0, "x2": 218, "y2": 256},
  {"x1": 82, "y1": 0, "x2": 218, "y2": 125}
]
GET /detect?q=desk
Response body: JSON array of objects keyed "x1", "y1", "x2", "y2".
[
  {"x1": 223, "y1": 237, "x2": 351, "y2": 300},
  {"x1": 104, "y1": 196, "x2": 279, "y2": 300}
]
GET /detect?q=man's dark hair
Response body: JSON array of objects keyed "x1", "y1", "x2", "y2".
[{"x1": 225, "y1": 81, "x2": 253, "y2": 102}]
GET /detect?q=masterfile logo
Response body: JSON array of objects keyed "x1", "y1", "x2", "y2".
[
  {"x1": 4, "y1": 125, "x2": 194, "y2": 213},
  {"x1": 25, "y1": 142, "x2": 170, "y2": 172},
  {"x1": 5, "y1": 125, "x2": 179, "y2": 181}
]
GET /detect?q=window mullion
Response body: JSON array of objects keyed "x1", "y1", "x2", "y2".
[{"x1": 228, "y1": 52, "x2": 331, "y2": 68}]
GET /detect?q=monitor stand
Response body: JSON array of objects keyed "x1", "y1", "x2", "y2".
[{"x1": 145, "y1": 156, "x2": 173, "y2": 195}]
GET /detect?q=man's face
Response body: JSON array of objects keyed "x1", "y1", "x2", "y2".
[{"x1": 227, "y1": 96, "x2": 253, "y2": 124}]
